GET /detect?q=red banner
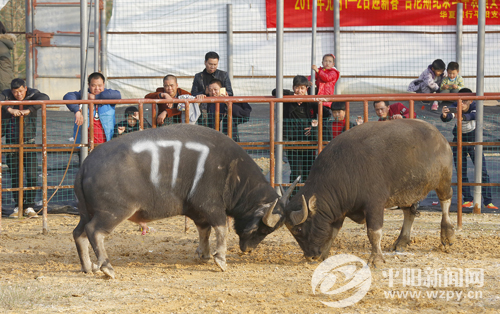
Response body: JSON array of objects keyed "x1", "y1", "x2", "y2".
[{"x1": 266, "y1": 0, "x2": 500, "y2": 27}]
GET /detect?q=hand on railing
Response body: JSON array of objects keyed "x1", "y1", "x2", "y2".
[{"x1": 6, "y1": 108, "x2": 30, "y2": 117}]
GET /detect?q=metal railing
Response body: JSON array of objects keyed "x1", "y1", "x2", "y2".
[{"x1": 1, "y1": 92, "x2": 500, "y2": 233}]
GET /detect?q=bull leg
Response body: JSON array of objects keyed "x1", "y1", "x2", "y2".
[
  {"x1": 440, "y1": 198, "x2": 454, "y2": 246},
  {"x1": 390, "y1": 208, "x2": 415, "y2": 252},
  {"x1": 85, "y1": 217, "x2": 116, "y2": 279},
  {"x1": 212, "y1": 224, "x2": 227, "y2": 272},
  {"x1": 73, "y1": 218, "x2": 98, "y2": 273},
  {"x1": 195, "y1": 224, "x2": 212, "y2": 261},
  {"x1": 366, "y1": 209, "x2": 385, "y2": 267}
]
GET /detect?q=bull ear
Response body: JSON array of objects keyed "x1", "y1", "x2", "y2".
[
  {"x1": 308, "y1": 194, "x2": 317, "y2": 215},
  {"x1": 290, "y1": 195, "x2": 309, "y2": 225},
  {"x1": 262, "y1": 198, "x2": 280, "y2": 228},
  {"x1": 280, "y1": 176, "x2": 301, "y2": 205}
]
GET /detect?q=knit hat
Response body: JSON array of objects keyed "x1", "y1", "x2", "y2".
[
  {"x1": 330, "y1": 102, "x2": 346, "y2": 111},
  {"x1": 125, "y1": 106, "x2": 139, "y2": 116}
]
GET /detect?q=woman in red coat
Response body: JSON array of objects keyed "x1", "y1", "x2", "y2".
[{"x1": 312, "y1": 54, "x2": 340, "y2": 109}]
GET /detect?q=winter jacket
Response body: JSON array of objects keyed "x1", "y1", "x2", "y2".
[
  {"x1": 0, "y1": 87, "x2": 48, "y2": 143},
  {"x1": 272, "y1": 88, "x2": 331, "y2": 141},
  {"x1": 113, "y1": 118, "x2": 151, "y2": 138},
  {"x1": 378, "y1": 102, "x2": 416, "y2": 121},
  {"x1": 440, "y1": 101, "x2": 477, "y2": 136},
  {"x1": 440, "y1": 75, "x2": 465, "y2": 91},
  {"x1": 191, "y1": 69, "x2": 233, "y2": 97},
  {"x1": 64, "y1": 88, "x2": 121, "y2": 142},
  {"x1": 407, "y1": 65, "x2": 445, "y2": 93},
  {"x1": 145, "y1": 87, "x2": 191, "y2": 113},
  {"x1": 315, "y1": 66, "x2": 340, "y2": 108}
]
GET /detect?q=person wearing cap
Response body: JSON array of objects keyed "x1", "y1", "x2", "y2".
[
  {"x1": 324, "y1": 101, "x2": 363, "y2": 141},
  {"x1": 113, "y1": 106, "x2": 151, "y2": 138},
  {"x1": 312, "y1": 53, "x2": 340, "y2": 108}
]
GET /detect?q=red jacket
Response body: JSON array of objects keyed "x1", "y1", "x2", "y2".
[
  {"x1": 315, "y1": 67, "x2": 340, "y2": 108},
  {"x1": 378, "y1": 102, "x2": 416, "y2": 121}
]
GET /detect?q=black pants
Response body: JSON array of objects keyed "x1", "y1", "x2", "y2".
[{"x1": 5, "y1": 151, "x2": 38, "y2": 208}]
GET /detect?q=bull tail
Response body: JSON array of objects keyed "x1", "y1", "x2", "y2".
[{"x1": 74, "y1": 167, "x2": 91, "y2": 223}]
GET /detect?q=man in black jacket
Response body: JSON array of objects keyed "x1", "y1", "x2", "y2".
[
  {"x1": 191, "y1": 51, "x2": 233, "y2": 100},
  {"x1": 273, "y1": 75, "x2": 331, "y2": 184},
  {"x1": 1, "y1": 78, "x2": 49, "y2": 218}
]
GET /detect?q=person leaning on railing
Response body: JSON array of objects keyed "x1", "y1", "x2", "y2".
[
  {"x1": 1, "y1": 78, "x2": 49, "y2": 218},
  {"x1": 272, "y1": 75, "x2": 331, "y2": 185},
  {"x1": 64, "y1": 72, "x2": 121, "y2": 145},
  {"x1": 144, "y1": 74, "x2": 200, "y2": 126},
  {"x1": 203, "y1": 78, "x2": 251, "y2": 142},
  {"x1": 440, "y1": 87, "x2": 498, "y2": 210}
]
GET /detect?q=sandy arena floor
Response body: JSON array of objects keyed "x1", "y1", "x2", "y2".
[{"x1": 0, "y1": 210, "x2": 499, "y2": 313}]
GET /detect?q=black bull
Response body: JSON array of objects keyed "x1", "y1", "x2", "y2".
[
  {"x1": 73, "y1": 124, "x2": 297, "y2": 278},
  {"x1": 285, "y1": 119, "x2": 454, "y2": 266}
]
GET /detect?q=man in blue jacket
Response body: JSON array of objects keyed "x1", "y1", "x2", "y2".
[
  {"x1": 440, "y1": 88, "x2": 497, "y2": 210},
  {"x1": 64, "y1": 72, "x2": 121, "y2": 143}
]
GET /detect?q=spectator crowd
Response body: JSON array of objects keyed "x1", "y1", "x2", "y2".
[{"x1": 1, "y1": 50, "x2": 497, "y2": 215}]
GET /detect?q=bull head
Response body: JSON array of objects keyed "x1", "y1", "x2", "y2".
[
  {"x1": 290, "y1": 194, "x2": 317, "y2": 225},
  {"x1": 262, "y1": 177, "x2": 301, "y2": 228}
]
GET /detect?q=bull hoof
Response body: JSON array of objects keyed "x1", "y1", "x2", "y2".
[
  {"x1": 440, "y1": 226, "x2": 455, "y2": 247},
  {"x1": 195, "y1": 247, "x2": 211, "y2": 261},
  {"x1": 368, "y1": 254, "x2": 385, "y2": 268},
  {"x1": 91, "y1": 263, "x2": 100, "y2": 273},
  {"x1": 213, "y1": 253, "x2": 227, "y2": 272},
  {"x1": 390, "y1": 237, "x2": 411, "y2": 252},
  {"x1": 101, "y1": 265, "x2": 115, "y2": 279}
]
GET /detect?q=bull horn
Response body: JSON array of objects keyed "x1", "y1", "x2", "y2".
[
  {"x1": 278, "y1": 185, "x2": 285, "y2": 198},
  {"x1": 280, "y1": 176, "x2": 301, "y2": 205},
  {"x1": 290, "y1": 195, "x2": 309, "y2": 225},
  {"x1": 262, "y1": 199, "x2": 280, "y2": 228}
]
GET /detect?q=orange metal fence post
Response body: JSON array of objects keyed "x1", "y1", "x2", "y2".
[
  {"x1": 457, "y1": 99, "x2": 463, "y2": 229},
  {"x1": 317, "y1": 101, "x2": 323, "y2": 154},
  {"x1": 184, "y1": 100, "x2": 190, "y2": 124},
  {"x1": 89, "y1": 103, "x2": 95, "y2": 151},
  {"x1": 409, "y1": 100, "x2": 415, "y2": 119},
  {"x1": 18, "y1": 106, "x2": 24, "y2": 219},
  {"x1": 151, "y1": 102, "x2": 157, "y2": 128},
  {"x1": 215, "y1": 102, "x2": 220, "y2": 132},
  {"x1": 270, "y1": 101, "x2": 275, "y2": 189},
  {"x1": 227, "y1": 102, "x2": 233, "y2": 140},
  {"x1": 42, "y1": 104, "x2": 48, "y2": 234},
  {"x1": 138, "y1": 103, "x2": 144, "y2": 130},
  {"x1": 345, "y1": 101, "x2": 350, "y2": 130},
  {"x1": 363, "y1": 100, "x2": 369, "y2": 123}
]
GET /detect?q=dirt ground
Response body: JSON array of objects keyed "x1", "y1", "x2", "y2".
[{"x1": 0, "y1": 210, "x2": 499, "y2": 313}]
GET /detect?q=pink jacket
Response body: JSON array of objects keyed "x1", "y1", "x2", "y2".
[{"x1": 315, "y1": 67, "x2": 340, "y2": 108}]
